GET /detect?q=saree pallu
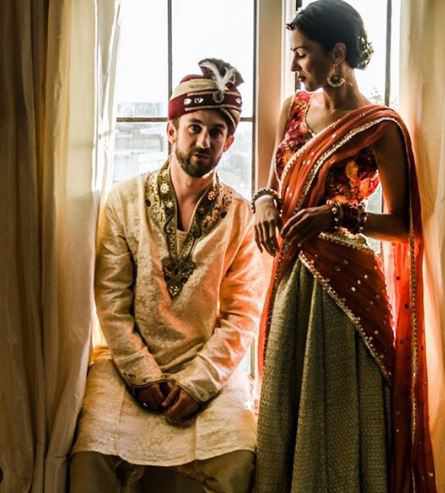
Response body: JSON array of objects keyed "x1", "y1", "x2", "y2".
[{"x1": 257, "y1": 105, "x2": 436, "y2": 492}]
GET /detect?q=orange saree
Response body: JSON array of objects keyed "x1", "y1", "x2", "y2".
[{"x1": 258, "y1": 104, "x2": 436, "y2": 492}]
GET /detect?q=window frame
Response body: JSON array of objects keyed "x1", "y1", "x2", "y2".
[{"x1": 116, "y1": 0, "x2": 258, "y2": 196}]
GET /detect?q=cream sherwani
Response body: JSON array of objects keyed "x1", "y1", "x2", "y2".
[{"x1": 72, "y1": 165, "x2": 264, "y2": 467}]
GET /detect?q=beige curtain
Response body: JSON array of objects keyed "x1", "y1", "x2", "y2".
[
  {"x1": 400, "y1": 2, "x2": 445, "y2": 491},
  {"x1": 42, "y1": 1, "x2": 97, "y2": 492},
  {"x1": 0, "y1": 1, "x2": 120, "y2": 492}
]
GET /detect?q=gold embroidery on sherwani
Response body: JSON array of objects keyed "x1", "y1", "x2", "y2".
[{"x1": 145, "y1": 162, "x2": 233, "y2": 297}]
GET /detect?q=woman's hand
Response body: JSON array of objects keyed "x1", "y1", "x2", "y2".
[
  {"x1": 281, "y1": 205, "x2": 332, "y2": 246},
  {"x1": 254, "y1": 195, "x2": 282, "y2": 256}
]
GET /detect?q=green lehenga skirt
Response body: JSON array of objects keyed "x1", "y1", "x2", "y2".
[{"x1": 256, "y1": 259, "x2": 391, "y2": 493}]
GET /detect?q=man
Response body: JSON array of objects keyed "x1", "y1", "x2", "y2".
[{"x1": 70, "y1": 59, "x2": 264, "y2": 493}]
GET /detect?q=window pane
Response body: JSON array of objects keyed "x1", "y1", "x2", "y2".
[
  {"x1": 113, "y1": 121, "x2": 252, "y2": 198},
  {"x1": 116, "y1": 1, "x2": 168, "y2": 117},
  {"x1": 113, "y1": 122, "x2": 168, "y2": 183},
  {"x1": 218, "y1": 122, "x2": 253, "y2": 199},
  {"x1": 346, "y1": 0, "x2": 387, "y2": 103},
  {"x1": 172, "y1": 0, "x2": 255, "y2": 117},
  {"x1": 390, "y1": 0, "x2": 401, "y2": 108}
]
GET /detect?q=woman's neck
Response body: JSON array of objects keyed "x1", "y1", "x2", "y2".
[{"x1": 322, "y1": 74, "x2": 368, "y2": 113}]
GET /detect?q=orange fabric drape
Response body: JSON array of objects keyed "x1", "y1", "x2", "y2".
[{"x1": 258, "y1": 106, "x2": 436, "y2": 492}]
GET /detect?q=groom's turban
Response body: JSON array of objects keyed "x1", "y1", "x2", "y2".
[{"x1": 168, "y1": 58, "x2": 243, "y2": 135}]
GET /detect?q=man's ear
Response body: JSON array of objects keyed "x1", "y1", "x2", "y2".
[
  {"x1": 223, "y1": 134, "x2": 235, "y2": 152},
  {"x1": 167, "y1": 121, "x2": 177, "y2": 145}
]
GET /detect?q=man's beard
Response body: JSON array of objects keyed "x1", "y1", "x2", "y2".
[{"x1": 175, "y1": 146, "x2": 221, "y2": 178}]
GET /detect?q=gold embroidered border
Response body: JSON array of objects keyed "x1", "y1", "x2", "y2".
[
  {"x1": 297, "y1": 117, "x2": 401, "y2": 212},
  {"x1": 319, "y1": 231, "x2": 375, "y2": 254},
  {"x1": 299, "y1": 251, "x2": 391, "y2": 382},
  {"x1": 144, "y1": 162, "x2": 232, "y2": 298}
]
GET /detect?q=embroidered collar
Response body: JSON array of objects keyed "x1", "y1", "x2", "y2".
[{"x1": 145, "y1": 161, "x2": 232, "y2": 298}]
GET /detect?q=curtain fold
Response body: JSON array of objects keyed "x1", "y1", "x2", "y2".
[
  {"x1": 1, "y1": 1, "x2": 121, "y2": 492},
  {"x1": 42, "y1": 1, "x2": 96, "y2": 491},
  {"x1": 0, "y1": 1, "x2": 47, "y2": 491},
  {"x1": 400, "y1": 2, "x2": 445, "y2": 491}
]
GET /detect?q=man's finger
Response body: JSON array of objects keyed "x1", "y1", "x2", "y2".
[
  {"x1": 161, "y1": 385, "x2": 180, "y2": 408},
  {"x1": 164, "y1": 395, "x2": 187, "y2": 419},
  {"x1": 164, "y1": 391, "x2": 199, "y2": 421},
  {"x1": 148, "y1": 384, "x2": 165, "y2": 405}
]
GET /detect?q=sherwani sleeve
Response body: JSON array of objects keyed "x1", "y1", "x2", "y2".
[
  {"x1": 95, "y1": 194, "x2": 163, "y2": 388},
  {"x1": 173, "y1": 211, "x2": 264, "y2": 403}
]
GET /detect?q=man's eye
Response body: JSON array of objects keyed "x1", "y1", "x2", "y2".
[
  {"x1": 189, "y1": 125, "x2": 201, "y2": 133},
  {"x1": 210, "y1": 129, "x2": 223, "y2": 138}
]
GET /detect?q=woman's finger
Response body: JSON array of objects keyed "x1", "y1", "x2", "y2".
[
  {"x1": 264, "y1": 221, "x2": 278, "y2": 254},
  {"x1": 284, "y1": 218, "x2": 308, "y2": 243},
  {"x1": 257, "y1": 222, "x2": 269, "y2": 252},
  {"x1": 281, "y1": 212, "x2": 302, "y2": 237},
  {"x1": 254, "y1": 224, "x2": 263, "y2": 252}
]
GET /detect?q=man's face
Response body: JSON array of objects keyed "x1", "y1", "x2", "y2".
[{"x1": 168, "y1": 110, "x2": 234, "y2": 178}]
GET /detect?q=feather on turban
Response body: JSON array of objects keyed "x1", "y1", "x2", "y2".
[{"x1": 168, "y1": 58, "x2": 243, "y2": 135}]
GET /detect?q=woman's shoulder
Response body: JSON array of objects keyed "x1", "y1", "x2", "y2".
[{"x1": 282, "y1": 90, "x2": 311, "y2": 122}]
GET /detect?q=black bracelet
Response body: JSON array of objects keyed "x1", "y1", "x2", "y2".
[{"x1": 251, "y1": 187, "x2": 282, "y2": 213}]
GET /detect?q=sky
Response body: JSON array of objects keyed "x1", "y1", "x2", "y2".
[{"x1": 116, "y1": 0, "x2": 401, "y2": 111}]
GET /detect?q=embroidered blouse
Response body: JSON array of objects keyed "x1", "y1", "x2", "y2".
[{"x1": 275, "y1": 91, "x2": 380, "y2": 205}]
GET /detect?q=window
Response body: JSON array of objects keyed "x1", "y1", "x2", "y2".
[
  {"x1": 114, "y1": 0, "x2": 256, "y2": 199},
  {"x1": 111, "y1": 0, "x2": 402, "y2": 371}
]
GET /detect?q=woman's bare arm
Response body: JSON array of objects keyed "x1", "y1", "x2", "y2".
[
  {"x1": 265, "y1": 95, "x2": 294, "y2": 190},
  {"x1": 364, "y1": 122, "x2": 410, "y2": 242},
  {"x1": 254, "y1": 95, "x2": 294, "y2": 254}
]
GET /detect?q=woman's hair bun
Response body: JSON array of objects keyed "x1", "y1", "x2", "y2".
[{"x1": 287, "y1": 0, "x2": 374, "y2": 70}]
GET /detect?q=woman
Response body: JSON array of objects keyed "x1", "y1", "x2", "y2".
[{"x1": 252, "y1": 1, "x2": 436, "y2": 492}]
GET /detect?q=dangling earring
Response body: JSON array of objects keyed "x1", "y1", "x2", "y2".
[{"x1": 327, "y1": 65, "x2": 345, "y2": 88}]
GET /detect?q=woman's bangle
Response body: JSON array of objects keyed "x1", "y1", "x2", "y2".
[
  {"x1": 326, "y1": 200, "x2": 344, "y2": 230},
  {"x1": 343, "y1": 203, "x2": 368, "y2": 234},
  {"x1": 251, "y1": 187, "x2": 282, "y2": 213},
  {"x1": 326, "y1": 200, "x2": 368, "y2": 234}
]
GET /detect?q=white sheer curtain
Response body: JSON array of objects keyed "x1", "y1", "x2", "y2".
[
  {"x1": 0, "y1": 1, "x2": 121, "y2": 491},
  {"x1": 44, "y1": 1, "x2": 121, "y2": 491},
  {"x1": 400, "y1": 2, "x2": 445, "y2": 491}
]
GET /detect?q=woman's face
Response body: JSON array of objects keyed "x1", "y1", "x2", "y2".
[{"x1": 290, "y1": 28, "x2": 333, "y2": 91}]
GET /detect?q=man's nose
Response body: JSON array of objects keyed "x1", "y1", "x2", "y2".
[{"x1": 196, "y1": 130, "x2": 210, "y2": 149}]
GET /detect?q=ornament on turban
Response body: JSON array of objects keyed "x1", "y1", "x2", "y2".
[{"x1": 168, "y1": 58, "x2": 244, "y2": 134}]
